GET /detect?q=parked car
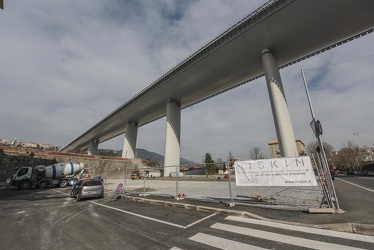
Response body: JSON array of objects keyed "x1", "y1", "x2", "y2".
[{"x1": 70, "y1": 179, "x2": 104, "y2": 201}]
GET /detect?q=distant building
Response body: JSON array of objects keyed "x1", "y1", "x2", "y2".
[
  {"x1": 268, "y1": 138, "x2": 306, "y2": 158},
  {"x1": 360, "y1": 146, "x2": 374, "y2": 162},
  {"x1": 0, "y1": 140, "x2": 13, "y2": 146},
  {"x1": 0, "y1": 139, "x2": 57, "y2": 151},
  {"x1": 332, "y1": 146, "x2": 374, "y2": 164},
  {"x1": 22, "y1": 142, "x2": 39, "y2": 148}
]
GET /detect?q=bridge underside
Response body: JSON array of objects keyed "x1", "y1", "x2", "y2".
[{"x1": 61, "y1": 0, "x2": 374, "y2": 161}]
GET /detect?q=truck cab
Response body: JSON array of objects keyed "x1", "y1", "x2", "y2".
[
  {"x1": 130, "y1": 170, "x2": 149, "y2": 180},
  {"x1": 10, "y1": 167, "x2": 33, "y2": 189}
]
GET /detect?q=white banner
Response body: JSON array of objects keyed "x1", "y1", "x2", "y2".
[{"x1": 234, "y1": 156, "x2": 317, "y2": 186}]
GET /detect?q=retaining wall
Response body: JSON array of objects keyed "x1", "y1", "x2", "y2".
[{"x1": 0, "y1": 147, "x2": 142, "y2": 181}]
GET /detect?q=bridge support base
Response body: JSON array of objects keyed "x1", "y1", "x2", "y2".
[
  {"x1": 88, "y1": 140, "x2": 98, "y2": 155},
  {"x1": 164, "y1": 99, "x2": 181, "y2": 177},
  {"x1": 122, "y1": 122, "x2": 138, "y2": 159}
]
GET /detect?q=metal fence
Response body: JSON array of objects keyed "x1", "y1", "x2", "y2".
[{"x1": 99, "y1": 163, "x2": 324, "y2": 210}]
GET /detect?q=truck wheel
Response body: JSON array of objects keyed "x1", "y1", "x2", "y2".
[
  {"x1": 38, "y1": 180, "x2": 48, "y2": 189},
  {"x1": 59, "y1": 180, "x2": 68, "y2": 188},
  {"x1": 20, "y1": 181, "x2": 32, "y2": 190}
]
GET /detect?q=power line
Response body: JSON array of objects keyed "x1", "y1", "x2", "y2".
[
  {"x1": 304, "y1": 54, "x2": 374, "y2": 73},
  {"x1": 354, "y1": 121, "x2": 374, "y2": 135}
]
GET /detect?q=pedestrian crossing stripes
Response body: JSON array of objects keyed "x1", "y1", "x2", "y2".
[
  {"x1": 211, "y1": 222, "x2": 363, "y2": 250},
  {"x1": 190, "y1": 233, "x2": 267, "y2": 250},
  {"x1": 226, "y1": 216, "x2": 374, "y2": 243},
  {"x1": 184, "y1": 216, "x2": 374, "y2": 250}
]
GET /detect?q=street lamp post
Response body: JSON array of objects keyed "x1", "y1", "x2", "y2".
[{"x1": 301, "y1": 69, "x2": 341, "y2": 211}]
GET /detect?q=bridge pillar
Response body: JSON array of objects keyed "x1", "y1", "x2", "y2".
[
  {"x1": 88, "y1": 140, "x2": 98, "y2": 155},
  {"x1": 261, "y1": 48, "x2": 298, "y2": 157},
  {"x1": 164, "y1": 99, "x2": 181, "y2": 177},
  {"x1": 122, "y1": 122, "x2": 138, "y2": 159}
]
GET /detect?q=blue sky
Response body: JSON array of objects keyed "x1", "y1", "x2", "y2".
[{"x1": 1, "y1": 0, "x2": 374, "y2": 163}]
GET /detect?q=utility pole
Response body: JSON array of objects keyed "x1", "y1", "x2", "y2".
[{"x1": 301, "y1": 69, "x2": 341, "y2": 212}]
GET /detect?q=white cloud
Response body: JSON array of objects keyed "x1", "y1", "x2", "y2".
[{"x1": 1, "y1": 0, "x2": 374, "y2": 163}]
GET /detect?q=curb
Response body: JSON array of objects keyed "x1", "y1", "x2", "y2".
[
  {"x1": 126, "y1": 196, "x2": 267, "y2": 220},
  {"x1": 123, "y1": 195, "x2": 374, "y2": 236}
]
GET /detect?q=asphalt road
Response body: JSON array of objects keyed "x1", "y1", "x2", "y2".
[
  {"x1": 1, "y1": 183, "x2": 374, "y2": 250},
  {"x1": 333, "y1": 175, "x2": 374, "y2": 224},
  {"x1": 0, "y1": 186, "x2": 215, "y2": 249}
]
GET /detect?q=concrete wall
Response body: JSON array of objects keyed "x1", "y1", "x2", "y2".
[{"x1": 0, "y1": 147, "x2": 143, "y2": 181}]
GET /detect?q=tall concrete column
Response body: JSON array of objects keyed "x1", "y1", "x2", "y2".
[
  {"x1": 122, "y1": 122, "x2": 138, "y2": 159},
  {"x1": 261, "y1": 48, "x2": 298, "y2": 157},
  {"x1": 164, "y1": 99, "x2": 181, "y2": 177},
  {"x1": 88, "y1": 140, "x2": 98, "y2": 155}
]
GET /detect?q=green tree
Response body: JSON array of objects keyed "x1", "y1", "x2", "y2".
[{"x1": 204, "y1": 153, "x2": 215, "y2": 174}]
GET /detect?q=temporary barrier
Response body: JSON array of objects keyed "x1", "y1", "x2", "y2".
[{"x1": 111, "y1": 183, "x2": 125, "y2": 200}]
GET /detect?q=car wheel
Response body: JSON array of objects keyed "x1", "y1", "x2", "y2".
[
  {"x1": 38, "y1": 180, "x2": 48, "y2": 189},
  {"x1": 59, "y1": 179, "x2": 68, "y2": 188},
  {"x1": 20, "y1": 181, "x2": 32, "y2": 190}
]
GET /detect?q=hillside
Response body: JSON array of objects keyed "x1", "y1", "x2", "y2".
[{"x1": 119, "y1": 148, "x2": 197, "y2": 166}]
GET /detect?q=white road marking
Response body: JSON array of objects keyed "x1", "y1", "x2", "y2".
[
  {"x1": 336, "y1": 178, "x2": 374, "y2": 193},
  {"x1": 91, "y1": 201, "x2": 186, "y2": 228},
  {"x1": 226, "y1": 216, "x2": 374, "y2": 243},
  {"x1": 51, "y1": 188, "x2": 70, "y2": 195},
  {"x1": 211, "y1": 223, "x2": 366, "y2": 250},
  {"x1": 190, "y1": 232, "x2": 267, "y2": 250},
  {"x1": 90, "y1": 200, "x2": 216, "y2": 229},
  {"x1": 52, "y1": 189, "x2": 217, "y2": 229},
  {"x1": 184, "y1": 213, "x2": 217, "y2": 228}
]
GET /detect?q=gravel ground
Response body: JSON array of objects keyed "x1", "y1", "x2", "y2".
[{"x1": 104, "y1": 177, "x2": 324, "y2": 210}]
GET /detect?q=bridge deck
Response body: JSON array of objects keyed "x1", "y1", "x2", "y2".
[{"x1": 61, "y1": 0, "x2": 374, "y2": 152}]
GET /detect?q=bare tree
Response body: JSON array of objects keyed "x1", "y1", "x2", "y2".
[
  {"x1": 227, "y1": 151, "x2": 235, "y2": 161},
  {"x1": 334, "y1": 141, "x2": 365, "y2": 171},
  {"x1": 215, "y1": 157, "x2": 224, "y2": 173},
  {"x1": 227, "y1": 151, "x2": 235, "y2": 169},
  {"x1": 249, "y1": 147, "x2": 266, "y2": 160},
  {"x1": 306, "y1": 141, "x2": 334, "y2": 157}
]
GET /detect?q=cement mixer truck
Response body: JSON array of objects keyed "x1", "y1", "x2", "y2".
[{"x1": 9, "y1": 162, "x2": 86, "y2": 190}]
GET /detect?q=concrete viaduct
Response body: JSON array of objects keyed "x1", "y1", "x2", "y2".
[{"x1": 61, "y1": 0, "x2": 374, "y2": 176}]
